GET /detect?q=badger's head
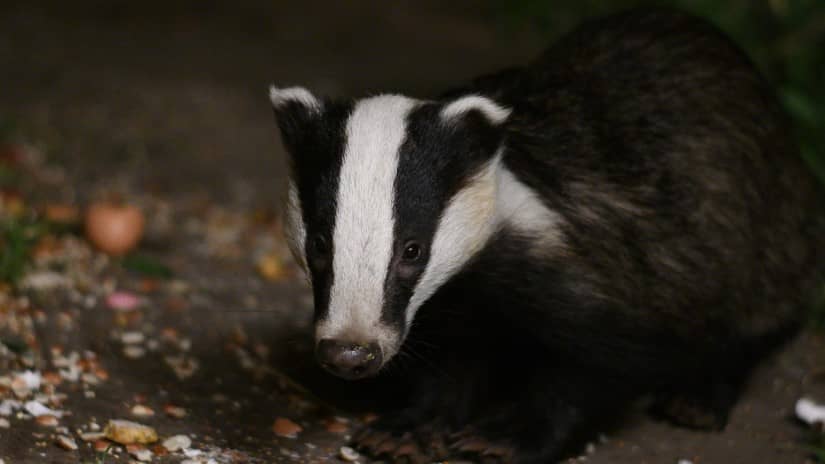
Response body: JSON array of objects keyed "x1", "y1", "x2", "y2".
[{"x1": 270, "y1": 86, "x2": 511, "y2": 379}]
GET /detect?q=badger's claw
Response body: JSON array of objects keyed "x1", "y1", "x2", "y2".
[
  {"x1": 449, "y1": 430, "x2": 515, "y2": 464},
  {"x1": 353, "y1": 424, "x2": 443, "y2": 464}
]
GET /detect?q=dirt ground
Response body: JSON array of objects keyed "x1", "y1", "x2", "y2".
[{"x1": 1, "y1": 2, "x2": 823, "y2": 463}]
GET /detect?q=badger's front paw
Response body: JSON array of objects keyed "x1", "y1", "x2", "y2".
[
  {"x1": 449, "y1": 428, "x2": 515, "y2": 464},
  {"x1": 353, "y1": 417, "x2": 449, "y2": 464}
]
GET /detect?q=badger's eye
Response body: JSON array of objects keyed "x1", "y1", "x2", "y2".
[
  {"x1": 401, "y1": 242, "x2": 422, "y2": 262},
  {"x1": 312, "y1": 235, "x2": 329, "y2": 256}
]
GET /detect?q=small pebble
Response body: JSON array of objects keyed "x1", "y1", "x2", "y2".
[{"x1": 0, "y1": 418, "x2": 9, "y2": 428}]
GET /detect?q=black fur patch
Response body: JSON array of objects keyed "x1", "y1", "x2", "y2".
[
  {"x1": 273, "y1": 99, "x2": 353, "y2": 322},
  {"x1": 381, "y1": 103, "x2": 506, "y2": 332}
]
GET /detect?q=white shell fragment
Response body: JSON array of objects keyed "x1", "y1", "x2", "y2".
[
  {"x1": 129, "y1": 447, "x2": 153, "y2": 461},
  {"x1": 24, "y1": 400, "x2": 63, "y2": 418},
  {"x1": 339, "y1": 446, "x2": 360, "y2": 461},
  {"x1": 163, "y1": 434, "x2": 192, "y2": 452},
  {"x1": 795, "y1": 397, "x2": 825, "y2": 425}
]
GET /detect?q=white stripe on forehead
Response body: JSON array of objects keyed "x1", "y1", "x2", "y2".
[{"x1": 320, "y1": 94, "x2": 418, "y2": 345}]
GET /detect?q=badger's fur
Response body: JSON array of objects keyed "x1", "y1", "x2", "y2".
[{"x1": 270, "y1": 9, "x2": 824, "y2": 464}]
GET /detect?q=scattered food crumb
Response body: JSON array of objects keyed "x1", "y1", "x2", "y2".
[
  {"x1": 93, "y1": 440, "x2": 111, "y2": 452},
  {"x1": 121, "y1": 331, "x2": 146, "y2": 344},
  {"x1": 80, "y1": 431, "x2": 106, "y2": 441},
  {"x1": 131, "y1": 404, "x2": 155, "y2": 417},
  {"x1": 55, "y1": 434, "x2": 78, "y2": 451},
  {"x1": 123, "y1": 345, "x2": 147, "y2": 359},
  {"x1": 256, "y1": 253, "x2": 288, "y2": 281},
  {"x1": 164, "y1": 404, "x2": 187, "y2": 418},
  {"x1": 164, "y1": 355, "x2": 199, "y2": 379},
  {"x1": 323, "y1": 417, "x2": 350, "y2": 434},
  {"x1": 127, "y1": 444, "x2": 154, "y2": 462},
  {"x1": 35, "y1": 414, "x2": 59, "y2": 427},
  {"x1": 104, "y1": 419, "x2": 159, "y2": 444},
  {"x1": 273, "y1": 417, "x2": 302, "y2": 438},
  {"x1": 106, "y1": 291, "x2": 143, "y2": 311}
]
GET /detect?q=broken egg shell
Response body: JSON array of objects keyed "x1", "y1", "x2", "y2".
[{"x1": 85, "y1": 201, "x2": 145, "y2": 256}]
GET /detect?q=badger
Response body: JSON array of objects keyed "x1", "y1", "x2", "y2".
[{"x1": 268, "y1": 8, "x2": 824, "y2": 464}]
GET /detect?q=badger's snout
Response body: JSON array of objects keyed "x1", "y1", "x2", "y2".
[{"x1": 315, "y1": 339, "x2": 383, "y2": 380}]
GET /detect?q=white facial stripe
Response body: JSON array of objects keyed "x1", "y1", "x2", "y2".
[
  {"x1": 441, "y1": 94, "x2": 511, "y2": 125},
  {"x1": 269, "y1": 85, "x2": 321, "y2": 112},
  {"x1": 283, "y1": 180, "x2": 307, "y2": 272},
  {"x1": 407, "y1": 154, "x2": 502, "y2": 322},
  {"x1": 321, "y1": 95, "x2": 418, "y2": 351}
]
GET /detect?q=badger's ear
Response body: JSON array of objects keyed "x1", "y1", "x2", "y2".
[
  {"x1": 440, "y1": 94, "x2": 511, "y2": 126},
  {"x1": 269, "y1": 85, "x2": 322, "y2": 156}
]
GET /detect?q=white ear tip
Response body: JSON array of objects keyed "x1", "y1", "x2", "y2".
[
  {"x1": 269, "y1": 85, "x2": 321, "y2": 111},
  {"x1": 441, "y1": 95, "x2": 511, "y2": 124}
]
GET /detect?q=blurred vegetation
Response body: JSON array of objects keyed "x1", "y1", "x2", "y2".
[
  {"x1": 489, "y1": 0, "x2": 825, "y2": 182},
  {"x1": 490, "y1": 0, "x2": 825, "y2": 326}
]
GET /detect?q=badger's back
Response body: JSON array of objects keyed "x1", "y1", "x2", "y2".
[{"x1": 446, "y1": 9, "x2": 823, "y2": 350}]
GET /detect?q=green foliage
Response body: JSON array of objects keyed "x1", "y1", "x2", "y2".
[
  {"x1": 815, "y1": 446, "x2": 825, "y2": 464},
  {"x1": 0, "y1": 217, "x2": 48, "y2": 285},
  {"x1": 808, "y1": 430, "x2": 825, "y2": 462},
  {"x1": 489, "y1": 0, "x2": 825, "y2": 182},
  {"x1": 121, "y1": 253, "x2": 174, "y2": 279}
]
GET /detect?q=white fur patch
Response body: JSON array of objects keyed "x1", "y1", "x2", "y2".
[
  {"x1": 441, "y1": 95, "x2": 511, "y2": 125},
  {"x1": 496, "y1": 167, "x2": 564, "y2": 249},
  {"x1": 283, "y1": 180, "x2": 307, "y2": 273},
  {"x1": 269, "y1": 85, "x2": 321, "y2": 112},
  {"x1": 317, "y1": 95, "x2": 418, "y2": 356},
  {"x1": 407, "y1": 154, "x2": 502, "y2": 322}
]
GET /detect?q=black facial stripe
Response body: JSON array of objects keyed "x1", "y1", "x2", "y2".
[
  {"x1": 288, "y1": 100, "x2": 353, "y2": 323},
  {"x1": 381, "y1": 102, "x2": 504, "y2": 330}
]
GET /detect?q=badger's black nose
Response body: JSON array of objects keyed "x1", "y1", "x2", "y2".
[{"x1": 315, "y1": 339, "x2": 382, "y2": 380}]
